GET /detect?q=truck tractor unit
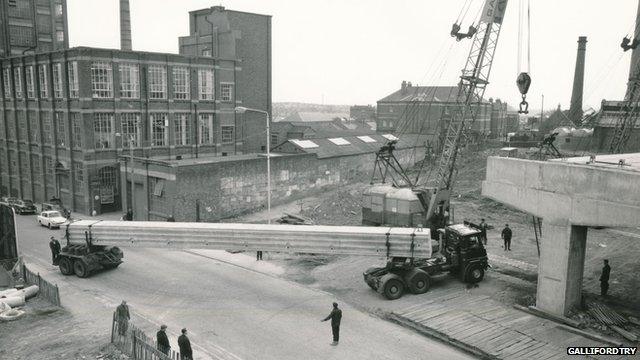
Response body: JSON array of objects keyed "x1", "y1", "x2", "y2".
[
  {"x1": 57, "y1": 231, "x2": 123, "y2": 278},
  {"x1": 364, "y1": 222, "x2": 488, "y2": 300}
]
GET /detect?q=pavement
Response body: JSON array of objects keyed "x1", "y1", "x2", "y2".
[{"x1": 9, "y1": 212, "x2": 474, "y2": 360}]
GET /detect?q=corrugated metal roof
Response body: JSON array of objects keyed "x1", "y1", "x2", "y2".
[{"x1": 277, "y1": 134, "x2": 428, "y2": 159}]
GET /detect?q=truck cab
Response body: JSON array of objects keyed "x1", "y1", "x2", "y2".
[{"x1": 438, "y1": 223, "x2": 488, "y2": 282}]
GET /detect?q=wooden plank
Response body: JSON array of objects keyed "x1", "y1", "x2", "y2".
[
  {"x1": 424, "y1": 312, "x2": 470, "y2": 329},
  {"x1": 454, "y1": 322, "x2": 503, "y2": 342},
  {"x1": 410, "y1": 307, "x2": 451, "y2": 323},
  {"x1": 493, "y1": 333, "x2": 530, "y2": 352},
  {"x1": 522, "y1": 344, "x2": 561, "y2": 360},
  {"x1": 438, "y1": 315, "x2": 480, "y2": 333},
  {"x1": 450, "y1": 323, "x2": 493, "y2": 341},
  {"x1": 481, "y1": 308, "x2": 514, "y2": 321},
  {"x1": 611, "y1": 325, "x2": 638, "y2": 342},
  {"x1": 403, "y1": 305, "x2": 445, "y2": 321},
  {"x1": 465, "y1": 325, "x2": 507, "y2": 344},
  {"x1": 508, "y1": 341, "x2": 548, "y2": 359},
  {"x1": 483, "y1": 331, "x2": 520, "y2": 351},
  {"x1": 496, "y1": 338, "x2": 539, "y2": 358},
  {"x1": 448, "y1": 316, "x2": 491, "y2": 337}
]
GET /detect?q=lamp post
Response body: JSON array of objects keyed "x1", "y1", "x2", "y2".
[
  {"x1": 234, "y1": 106, "x2": 271, "y2": 223},
  {"x1": 116, "y1": 133, "x2": 135, "y2": 220}
]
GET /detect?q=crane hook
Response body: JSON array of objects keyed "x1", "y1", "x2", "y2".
[{"x1": 516, "y1": 72, "x2": 531, "y2": 114}]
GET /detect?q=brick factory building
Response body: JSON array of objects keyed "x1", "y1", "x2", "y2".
[
  {"x1": 376, "y1": 82, "x2": 511, "y2": 140},
  {"x1": 0, "y1": 0, "x2": 69, "y2": 58},
  {"x1": 0, "y1": 6, "x2": 271, "y2": 216},
  {"x1": 179, "y1": 5, "x2": 272, "y2": 139}
]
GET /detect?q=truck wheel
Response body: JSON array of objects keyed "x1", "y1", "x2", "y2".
[
  {"x1": 59, "y1": 257, "x2": 73, "y2": 276},
  {"x1": 465, "y1": 265, "x2": 484, "y2": 283},
  {"x1": 405, "y1": 269, "x2": 430, "y2": 294},
  {"x1": 73, "y1": 260, "x2": 90, "y2": 278},
  {"x1": 379, "y1": 274, "x2": 405, "y2": 300}
]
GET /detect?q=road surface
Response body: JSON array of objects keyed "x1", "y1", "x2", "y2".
[{"x1": 15, "y1": 214, "x2": 473, "y2": 360}]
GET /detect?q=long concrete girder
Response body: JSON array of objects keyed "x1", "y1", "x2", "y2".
[
  {"x1": 481, "y1": 155, "x2": 640, "y2": 316},
  {"x1": 66, "y1": 220, "x2": 432, "y2": 258}
]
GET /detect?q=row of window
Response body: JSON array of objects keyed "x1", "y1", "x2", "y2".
[
  {"x1": 90, "y1": 62, "x2": 232, "y2": 101},
  {"x1": 3, "y1": 61, "x2": 233, "y2": 102},
  {"x1": 92, "y1": 112, "x2": 234, "y2": 149},
  {"x1": 1, "y1": 151, "x2": 84, "y2": 190},
  {"x1": 0, "y1": 111, "x2": 236, "y2": 150},
  {"x1": 3, "y1": 62, "x2": 79, "y2": 99},
  {"x1": 0, "y1": 111, "x2": 82, "y2": 149}
]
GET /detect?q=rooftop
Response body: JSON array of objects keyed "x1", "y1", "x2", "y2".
[
  {"x1": 378, "y1": 85, "x2": 468, "y2": 103},
  {"x1": 275, "y1": 134, "x2": 427, "y2": 159}
]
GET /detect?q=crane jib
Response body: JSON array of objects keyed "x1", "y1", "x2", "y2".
[{"x1": 481, "y1": 0, "x2": 508, "y2": 24}]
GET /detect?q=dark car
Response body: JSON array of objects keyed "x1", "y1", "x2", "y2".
[{"x1": 12, "y1": 199, "x2": 38, "y2": 215}]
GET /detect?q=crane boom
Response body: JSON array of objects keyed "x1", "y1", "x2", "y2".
[
  {"x1": 65, "y1": 220, "x2": 432, "y2": 258},
  {"x1": 433, "y1": 0, "x2": 508, "y2": 190}
]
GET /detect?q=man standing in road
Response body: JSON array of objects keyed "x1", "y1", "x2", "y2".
[
  {"x1": 178, "y1": 328, "x2": 193, "y2": 360},
  {"x1": 49, "y1": 236, "x2": 61, "y2": 265},
  {"x1": 157, "y1": 324, "x2": 170, "y2": 355},
  {"x1": 479, "y1": 218, "x2": 488, "y2": 245},
  {"x1": 116, "y1": 300, "x2": 130, "y2": 338},
  {"x1": 501, "y1": 224, "x2": 512, "y2": 251},
  {"x1": 321, "y1": 302, "x2": 343, "y2": 346},
  {"x1": 600, "y1": 259, "x2": 611, "y2": 297}
]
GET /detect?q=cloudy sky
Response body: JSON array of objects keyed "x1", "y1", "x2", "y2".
[{"x1": 67, "y1": 0, "x2": 639, "y2": 111}]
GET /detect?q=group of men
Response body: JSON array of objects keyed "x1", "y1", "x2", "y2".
[
  {"x1": 477, "y1": 219, "x2": 512, "y2": 251},
  {"x1": 115, "y1": 300, "x2": 193, "y2": 359}
]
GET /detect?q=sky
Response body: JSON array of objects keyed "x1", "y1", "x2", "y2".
[{"x1": 67, "y1": 0, "x2": 640, "y2": 112}]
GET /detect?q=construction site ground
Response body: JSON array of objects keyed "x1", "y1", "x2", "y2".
[{"x1": 232, "y1": 147, "x2": 640, "y2": 349}]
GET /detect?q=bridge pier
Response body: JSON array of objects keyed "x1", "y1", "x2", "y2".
[{"x1": 482, "y1": 154, "x2": 640, "y2": 316}]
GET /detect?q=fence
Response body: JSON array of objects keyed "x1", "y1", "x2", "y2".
[
  {"x1": 21, "y1": 264, "x2": 61, "y2": 307},
  {"x1": 111, "y1": 312, "x2": 182, "y2": 360}
]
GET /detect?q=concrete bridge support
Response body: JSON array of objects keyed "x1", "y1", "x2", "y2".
[
  {"x1": 537, "y1": 223, "x2": 587, "y2": 315},
  {"x1": 482, "y1": 155, "x2": 640, "y2": 316}
]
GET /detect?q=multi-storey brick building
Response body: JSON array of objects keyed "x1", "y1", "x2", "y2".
[
  {"x1": 0, "y1": 45, "x2": 265, "y2": 214},
  {"x1": 179, "y1": 5, "x2": 272, "y2": 155},
  {"x1": 0, "y1": 0, "x2": 69, "y2": 58},
  {"x1": 376, "y1": 82, "x2": 493, "y2": 136}
]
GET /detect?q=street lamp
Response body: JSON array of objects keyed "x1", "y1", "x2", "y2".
[
  {"x1": 234, "y1": 106, "x2": 271, "y2": 224},
  {"x1": 115, "y1": 133, "x2": 135, "y2": 220}
]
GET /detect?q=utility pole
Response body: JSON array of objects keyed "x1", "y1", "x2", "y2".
[{"x1": 540, "y1": 94, "x2": 544, "y2": 129}]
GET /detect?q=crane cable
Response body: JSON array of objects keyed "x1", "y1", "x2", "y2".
[{"x1": 516, "y1": 0, "x2": 532, "y2": 114}]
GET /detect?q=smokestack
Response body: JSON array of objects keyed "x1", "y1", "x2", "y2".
[
  {"x1": 568, "y1": 36, "x2": 587, "y2": 124},
  {"x1": 626, "y1": 0, "x2": 640, "y2": 100},
  {"x1": 120, "y1": 0, "x2": 132, "y2": 51}
]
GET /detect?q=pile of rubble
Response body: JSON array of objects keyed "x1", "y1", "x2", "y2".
[{"x1": 0, "y1": 284, "x2": 39, "y2": 321}]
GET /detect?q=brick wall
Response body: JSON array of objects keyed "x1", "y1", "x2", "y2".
[{"x1": 171, "y1": 147, "x2": 421, "y2": 221}]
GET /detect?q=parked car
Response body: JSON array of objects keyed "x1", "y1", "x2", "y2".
[
  {"x1": 37, "y1": 211, "x2": 68, "y2": 229},
  {"x1": 12, "y1": 199, "x2": 37, "y2": 215}
]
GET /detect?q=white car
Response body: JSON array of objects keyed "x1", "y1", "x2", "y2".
[{"x1": 37, "y1": 211, "x2": 68, "y2": 229}]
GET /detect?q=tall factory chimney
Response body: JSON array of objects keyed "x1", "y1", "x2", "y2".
[
  {"x1": 568, "y1": 36, "x2": 587, "y2": 124},
  {"x1": 625, "y1": 0, "x2": 640, "y2": 100},
  {"x1": 120, "y1": 0, "x2": 132, "y2": 51}
]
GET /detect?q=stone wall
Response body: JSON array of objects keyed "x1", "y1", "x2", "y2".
[{"x1": 171, "y1": 147, "x2": 422, "y2": 221}]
